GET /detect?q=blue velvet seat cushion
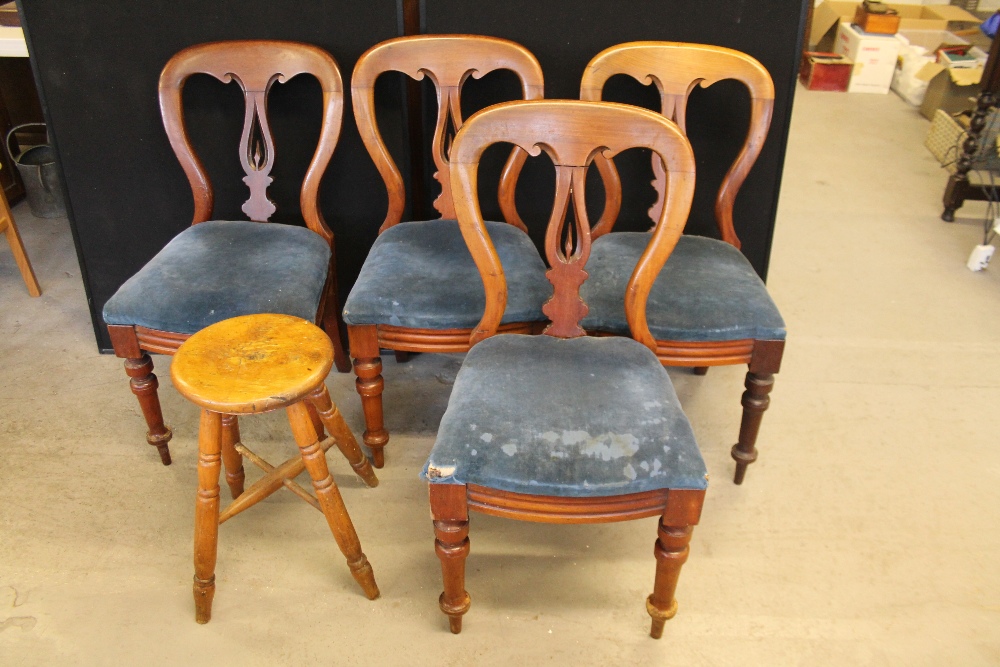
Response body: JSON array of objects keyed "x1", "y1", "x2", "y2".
[
  {"x1": 102, "y1": 220, "x2": 330, "y2": 333},
  {"x1": 580, "y1": 234, "x2": 786, "y2": 342},
  {"x1": 421, "y1": 334, "x2": 707, "y2": 497},
  {"x1": 342, "y1": 219, "x2": 550, "y2": 328}
]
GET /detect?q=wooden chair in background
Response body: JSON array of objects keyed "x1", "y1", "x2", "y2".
[
  {"x1": 102, "y1": 41, "x2": 350, "y2": 465},
  {"x1": 579, "y1": 42, "x2": 785, "y2": 484},
  {"x1": 0, "y1": 174, "x2": 41, "y2": 297},
  {"x1": 422, "y1": 100, "x2": 707, "y2": 638},
  {"x1": 344, "y1": 35, "x2": 551, "y2": 468}
]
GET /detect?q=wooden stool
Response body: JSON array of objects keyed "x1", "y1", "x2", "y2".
[{"x1": 170, "y1": 313, "x2": 380, "y2": 624}]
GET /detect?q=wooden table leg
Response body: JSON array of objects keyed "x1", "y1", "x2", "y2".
[{"x1": 287, "y1": 401, "x2": 379, "y2": 600}]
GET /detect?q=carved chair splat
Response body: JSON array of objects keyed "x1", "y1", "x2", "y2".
[
  {"x1": 422, "y1": 100, "x2": 708, "y2": 638},
  {"x1": 579, "y1": 42, "x2": 785, "y2": 484},
  {"x1": 344, "y1": 35, "x2": 550, "y2": 468},
  {"x1": 103, "y1": 41, "x2": 351, "y2": 465}
]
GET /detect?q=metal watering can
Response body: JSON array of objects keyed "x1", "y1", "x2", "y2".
[{"x1": 5, "y1": 122, "x2": 66, "y2": 218}]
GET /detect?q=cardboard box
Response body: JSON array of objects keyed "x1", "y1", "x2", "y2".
[
  {"x1": 892, "y1": 29, "x2": 969, "y2": 106},
  {"x1": 835, "y1": 22, "x2": 901, "y2": 94},
  {"x1": 810, "y1": 1, "x2": 981, "y2": 50},
  {"x1": 800, "y1": 52, "x2": 853, "y2": 91},
  {"x1": 919, "y1": 65, "x2": 983, "y2": 119}
]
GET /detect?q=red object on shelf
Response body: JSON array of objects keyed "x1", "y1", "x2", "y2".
[{"x1": 800, "y1": 51, "x2": 853, "y2": 91}]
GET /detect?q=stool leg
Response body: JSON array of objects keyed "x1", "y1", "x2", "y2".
[
  {"x1": 307, "y1": 385, "x2": 378, "y2": 488},
  {"x1": 220, "y1": 415, "x2": 245, "y2": 499},
  {"x1": 287, "y1": 402, "x2": 379, "y2": 600},
  {"x1": 303, "y1": 400, "x2": 328, "y2": 442},
  {"x1": 193, "y1": 409, "x2": 223, "y2": 623}
]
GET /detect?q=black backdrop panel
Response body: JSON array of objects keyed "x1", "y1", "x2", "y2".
[
  {"x1": 423, "y1": 0, "x2": 808, "y2": 280},
  {"x1": 17, "y1": 0, "x2": 402, "y2": 351}
]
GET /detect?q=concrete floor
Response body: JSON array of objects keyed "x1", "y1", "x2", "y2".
[{"x1": 2, "y1": 88, "x2": 999, "y2": 665}]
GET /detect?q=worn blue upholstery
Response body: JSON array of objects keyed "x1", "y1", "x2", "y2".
[
  {"x1": 342, "y1": 219, "x2": 550, "y2": 328},
  {"x1": 421, "y1": 334, "x2": 707, "y2": 497},
  {"x1": 580, "y1": 233, "x2": 785, "y2": 342},
  {"x1": 103, "y1": 220, "x2": 331, "y2": 333}
]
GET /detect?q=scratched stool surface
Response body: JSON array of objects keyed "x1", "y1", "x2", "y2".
[{"x1": 171, "y1": 313, "x2": 333, "y2": 414}]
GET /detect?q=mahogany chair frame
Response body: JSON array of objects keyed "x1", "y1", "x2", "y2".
[
  {"x1": 580, "y1": 42, "x2": 784, "y2": 484},
  {"x1": 0, "y1": 180, "x2": 40, "y2": 296},
  {"x1": 348, "y1": 35, "x2": 544, "y2": 468},
  {"x1": 107, "y1": 40, "x2": 350, "y2": 465},
  {"x1": 429, "y1": 100, "x2": 706, "y2": 638}
]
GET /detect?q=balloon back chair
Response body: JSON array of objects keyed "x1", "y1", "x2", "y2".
[
  {"x1": 103, "y1": 41, "x2": 349, "y2": 465},
  {"x1": 344, "y1": 35, "x2": 551, "y2": 468},
  {"x1": 422, "y1": 99, "x2": 708, "y2": 639},
  {"x1": 579, "y1": 42, "x2": 785, "y2": 484}
]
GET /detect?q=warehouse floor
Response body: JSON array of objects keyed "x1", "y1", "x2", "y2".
[{"x1": 2, "y1": 88, "x2": 999, "y2": 665}]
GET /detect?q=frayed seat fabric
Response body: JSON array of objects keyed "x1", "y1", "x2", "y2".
[
  {"x1": 581, "y1": 233, "x2": 786, "y2": 342},
  {"x1": 422, "y1": 334, "x2": 707, "y2": 497},
  {"x1": 103, "y1": 220, "x2": 331, "y2": 333},
  {"x1": 342, "y1": 219, "x2": 550, "y2": 329}
]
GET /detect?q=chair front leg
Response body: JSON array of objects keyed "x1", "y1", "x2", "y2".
[
  {"x1": 123, "y1": 353, "x2": 173, "y2": 465},
  {"x1": 647, "y1": 515, "x2": 695, "y2": 639},
  {"x1": 731, "y1": 339, "x2": 784, "y2": 485},
  {"x1": 348, "y1": 324, "x2": 389, "y2": 468},
  {"x1": 430, "y1": 484, "x2": 471, "y2": 634}
]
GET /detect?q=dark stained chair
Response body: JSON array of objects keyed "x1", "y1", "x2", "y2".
[
  {"x1": 102, "y1": 41, "x2": 351, "y2": 465},
  {"x1": 422, "y1": 99, "x2": 707, "y2": 638},
  {"x1": 344, "y1": 35, "x2": 551, "y2": 468},
  {"x1": 579, "y1": 42, "x2": 785, "y2": 484}
]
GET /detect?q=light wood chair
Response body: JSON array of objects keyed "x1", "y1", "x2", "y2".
[
  {"x1": 102, "y1": 41, "x2": 351, "y2": 466},
  {"x1": 0, "y1": 177, "x2": 41, "y2": 297},
  {"x1": 579, "y1": 42, "x2": 784, "y2": 484},
  {"x1": 170, "y1": 313, "x2": 379, "y2": 624},
  {"x1": 422, "y1": 100, "x2": 707, "y2": 638},
  {"x1": 344, "y1": 35, "x2": 550, "y2": 468}
]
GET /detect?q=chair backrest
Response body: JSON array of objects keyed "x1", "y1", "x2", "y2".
[
  {"x1": 450, "y1": 100, "x2": 695, "y2": 353},
  {"x1": 580, "y1": 42, "x2": 774, "y2": 249},
  {"x1": 352, "y1": 35, "x2": 544, "y2": 233},
  {"x1": 159, "y1": 40, "x2": 343, "y2": 245}
]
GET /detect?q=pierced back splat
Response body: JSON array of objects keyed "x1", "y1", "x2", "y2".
[
  {"x1": 449, "y1": 100, "x2": 697, "y2": 352},
  {"x1": 159, "y1": 40, "x2": 343, "y2": 244},
  {"x1": 352, "y1": 35, "x2": 544, "y2": 233},
  {"x1": 580, "y1": 42, "x2": 775, "y2": 248}
]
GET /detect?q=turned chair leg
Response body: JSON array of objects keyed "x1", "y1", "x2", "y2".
[
  {"x1": 647, "y1": 514, "x2": 696, "y2": 639},
  {"x1": 287, "y1": 402, "x2": 379, "y2": 600},
  {"x1": 731, "y1": 370, "x2": 775, "y2": 485},
  {"x1": 219, "y1": 415, "x2": 245, "y2": 499},
  {"x1": 123, "y1": 354, "x2": 173, "y2": 465},
  {"x1": 306, "y1": 385, "x2": 378, "y2": 488},
  {"x1": 348, "y1": 324, "x2": 389, "y2": 468},
  {"x1": 193, "y1": 410, "x2": 223, "y2": 623},
  {"x1": 430, "y1": 484, "x2": 471, "y2": 634},
  {"x1": 319, "y1": 254, "x2": 352, "y2": 374},
  {"x1": 0, "y1": 201, "x2": 41, "y2": 297}
]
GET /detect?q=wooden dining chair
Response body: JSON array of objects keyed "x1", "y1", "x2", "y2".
[
  {"x1": 579, "y1": 42, "x2": 785, "y2": 484},
  {"x1": 102, "y1": 41, "x2": 350, "y2": 465},
  {"x1": 0, "y1": 176, "x2": 41, "y2": 297},
  {"x1": 344, "y1": 35, "x2": 551, "y2": 468},
  {"x1": 422, "y1": 99, "x2": 707, "y2": 638}
]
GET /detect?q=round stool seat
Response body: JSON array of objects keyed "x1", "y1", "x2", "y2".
[{"x1": 171, "y1": 314, "x2": 334, "y2": 415}]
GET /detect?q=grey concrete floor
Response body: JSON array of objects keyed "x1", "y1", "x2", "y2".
[{"x1": 2, "y1": 88, "x2": 999, "y2": 665}]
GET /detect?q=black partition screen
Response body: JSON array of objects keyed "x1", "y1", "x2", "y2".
[
  {"x1": 423, "y1": 0, "x2": 809, "y2": 281},
  {"x1": 17, "y1": 0, "x2": 403, "y2": 351},
  {"x1": 18, "y1": 0, "x2": 806, "y2": 352}
]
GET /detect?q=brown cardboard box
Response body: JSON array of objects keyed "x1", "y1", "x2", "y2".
[
  {"x1": 800, "y1": 52, "x2": 853, "y2": 91},
  {"x1": 918, "y1": 64, "x2": 983, "y2": 120},
  {"x1": 810, "y1": 2, "x2": 981, "y2": 50}
]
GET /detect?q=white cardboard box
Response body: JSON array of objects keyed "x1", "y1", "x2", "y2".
[{"x1": 835, "y1": 22, "x2": 902, "y2": 94}]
